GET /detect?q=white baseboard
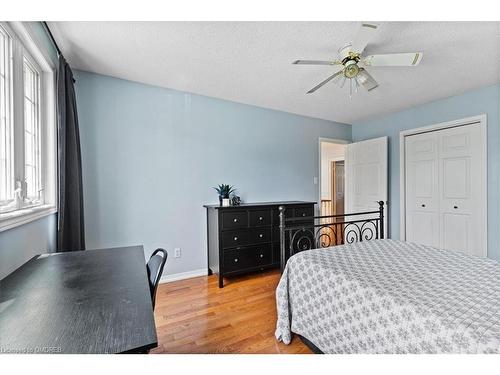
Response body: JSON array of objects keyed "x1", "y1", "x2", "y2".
[{"x1": 159, "y1": 268, "x2": 208, "y2": 284}]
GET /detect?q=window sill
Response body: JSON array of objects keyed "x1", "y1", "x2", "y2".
[{"x1": 0, "y1": 204, "x2": 57, "y2": 232}]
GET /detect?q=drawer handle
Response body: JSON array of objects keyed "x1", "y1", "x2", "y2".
[
  {"x1": 233, "y1": 218, "x2": 238, "y2": 222},
  {"x1": 234, "y1": 258, "x2": 239, "y2": 263},
  {"x1": 259, "y1": 234, "x2": 263, "y2": 238},
  {"x1": 454, "y1": 205, "x2": 458, "y2": 209},
  {"x1": 259, "y1": 216, "x2": 263, "y2": 221},
  {"x1": 234, "y1": 236, "x2": 238, "y2": 241},
  {"x1": 421, "y1": 204, "x2": 426, "y2": 208},
  {"x1": 259, "y1": 254, "x2": 264, "y2": 258}
]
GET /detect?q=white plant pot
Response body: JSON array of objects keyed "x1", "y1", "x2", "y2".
[{"x1": 222, "y1": 198, "x2": 231, "y2": 207}]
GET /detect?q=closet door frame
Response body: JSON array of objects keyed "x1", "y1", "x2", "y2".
[{"x1": 399, "y1": 114, "x2": 487, "y2": 251}]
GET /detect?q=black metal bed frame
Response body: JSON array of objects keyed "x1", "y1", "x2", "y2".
[{"x1": 279, "y1": 201, "x2": 385, "y2": 272}]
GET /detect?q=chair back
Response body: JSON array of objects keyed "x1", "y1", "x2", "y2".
[{"x1": 146, "y1": 248, "x2": 168, "y2": 309}]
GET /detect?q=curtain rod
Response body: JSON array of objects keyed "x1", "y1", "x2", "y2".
[
  {"x1": 42, "y1": 22, "x2": 76, "y2": 82},
  {"x1": 42, "y1": 21, "x2": 62, "y2": 56}
]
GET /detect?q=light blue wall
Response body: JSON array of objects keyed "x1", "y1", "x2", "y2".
[
  {"x1": 352, "y1": 84, "x2": 500, "y2": 261},
  {"x1": 0, "y1": 216, "x2": 57, "y2": 279},
  {"x1": 27, "y1": 22, "x2": 59, "y2": 64},
  {"x1": 0, "y1": 23, "x2": 58, "y2": 280},
  {"x1": 74, "y1": 70, "x2": 351, "y2": 276}
]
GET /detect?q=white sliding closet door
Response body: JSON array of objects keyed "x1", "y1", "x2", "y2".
[
  {"x1": 345, "y1": 137, "x2": 388, "y2": 237},
  {"x1": 404, "y1": 122, "x2": 487, "y2": 257}
]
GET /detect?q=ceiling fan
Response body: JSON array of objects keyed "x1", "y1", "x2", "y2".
[{"x1": 293, "y1": 23, "x2": 423, "y2": 97}]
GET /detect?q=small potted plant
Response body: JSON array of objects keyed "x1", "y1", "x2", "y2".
[{"x1": 213, "y1": 184, "x2": 236, "y2": 206}]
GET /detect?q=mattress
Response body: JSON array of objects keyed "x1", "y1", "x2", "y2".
[{"x1": 275, "y1": 239, "x2": 500, "y2": 353}]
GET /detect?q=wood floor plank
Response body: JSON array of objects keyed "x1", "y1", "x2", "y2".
[{"x1": 151, "y1": 269, "x2": 311, "y2": 354}]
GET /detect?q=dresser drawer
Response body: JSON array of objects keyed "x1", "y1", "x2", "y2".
[
  {"x1": 247, "y1": 227, "x2": 271, "y2": 244},
  {"x1": 223, "y1": 244, "x2": 272, "y2": 273},
  {"x1": 221, "y1": 230, "x2": 249, "y2": 249},
  {"x1": 221, "y1": 211, "x2": 248, "y2": 230},
  {"x1": 221, "y1": 228, "x2": 271, "y2": 249},
  {"x1": 249, "y1": 210, "x2": 272, "y2": 227},
  {"x1": 294, "y1": 206, "x2": 314, "y2": 219}
]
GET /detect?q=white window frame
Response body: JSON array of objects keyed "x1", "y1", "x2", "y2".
[{"x1": 0, "y1": 22, "x2": 57, "y2": 232}]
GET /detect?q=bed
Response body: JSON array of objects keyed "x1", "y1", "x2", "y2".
[
  {"x1": 275, "y1": 239, "x2": 500, "y2": 353},
  {"x1": 274, "y1": 203, "x2": 500, "y2": 354}
]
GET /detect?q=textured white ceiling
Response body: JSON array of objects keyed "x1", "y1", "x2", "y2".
[{"x1": 48, "y1": 21, "x2": 500, "y2": 124}]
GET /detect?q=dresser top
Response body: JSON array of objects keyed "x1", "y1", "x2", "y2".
[{"x1": 203, "y1": 200, "x2": 316, "y2": 209}]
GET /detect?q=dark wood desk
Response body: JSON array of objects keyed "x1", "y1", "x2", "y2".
[{"x1": 0, "y1": 246, "x2": 157, "y2": 354}]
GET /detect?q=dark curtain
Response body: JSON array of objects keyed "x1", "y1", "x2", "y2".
[{"x1": 57, "y1": 55, "x2": 85, "y2": 252}]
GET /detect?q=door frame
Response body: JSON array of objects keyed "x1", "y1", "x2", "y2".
[
  {"x1": 399, "y1": 114, "x2": 488, "y2": 245},
  {"x1": 318, "y1": 138, "x2": 349, "y2": 214}
]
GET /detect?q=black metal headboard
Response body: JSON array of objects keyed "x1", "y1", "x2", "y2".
[{"x1": 279, "y1": 201, "x2": 385, "y2": 272}]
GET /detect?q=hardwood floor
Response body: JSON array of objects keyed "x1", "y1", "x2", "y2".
[{"x1": 150, "y1": 269, "x2": 312, "y2": 354}]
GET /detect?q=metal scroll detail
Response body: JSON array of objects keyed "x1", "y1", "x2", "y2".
[{"x1": 279, "y1": 201, "x2": 385, "y2": 273}]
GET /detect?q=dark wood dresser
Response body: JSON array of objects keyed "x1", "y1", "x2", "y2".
[{"x1": 204, "y1": 201, "x2": 315, "y2": 287}]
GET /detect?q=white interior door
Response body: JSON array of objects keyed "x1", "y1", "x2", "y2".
[
  {"x1": 404, "y1": 122, "x2": 487, "y2": 257},
  {"x1": 438, "y1": 124, "x2": 486, "y2": 256},
  {"x1": 345, "y1": 137, "x2": 388, "y2": 237},
  {"x1": 405, "y1": 132, "x2": 440, "y2": 247}
]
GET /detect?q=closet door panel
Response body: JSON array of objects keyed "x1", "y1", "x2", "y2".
[
  {"x1": 405, "y1": 121, "x2": 486, "y2": 257},
  {"x1": 438, "y1": 123, "x2": 486, "y2": 257},
  {"x1": 405, "y1": 132, "x2": 439, "y2": 247},
  {"x1": 407, "y1": 211, "x2": 439, "y2": 247},
  {"x1": 442, "y1": 213, "x2": 469, "y2": 253}
]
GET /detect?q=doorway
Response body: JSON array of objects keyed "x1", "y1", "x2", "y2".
[
  {"x1": 320, "y1": 136, "x2": 388, "y2": 242},
  {"x1": 319, "y1": 139, "x2": 347, "y2": 218},
  {"x1": 330, "y1": 160, "x2": 345, "y2": 219}
]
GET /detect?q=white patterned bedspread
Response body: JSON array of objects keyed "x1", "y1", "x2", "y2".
[{"x1": 275, "y1": 239, "x2": 500, "y2": 353}]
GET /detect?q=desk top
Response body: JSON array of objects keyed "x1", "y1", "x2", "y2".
[{"x1": 0, "y1": 246, "x2": 157, "y2": 354}]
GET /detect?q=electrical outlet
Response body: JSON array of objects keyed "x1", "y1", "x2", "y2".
[
  {"x1": 313, "y1": 177, "x2": 318, "y2": 185},
  {"x1": 174, "y1": 248, "x2": 181, "y2": 258}
]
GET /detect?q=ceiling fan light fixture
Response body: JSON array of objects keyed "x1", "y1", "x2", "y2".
[
  {"x1": 344, "y1": 61, "x2": 360, "y2": 79},
  {"x1": 293, "y1": 22, "x2": 423, "y2": 96}
]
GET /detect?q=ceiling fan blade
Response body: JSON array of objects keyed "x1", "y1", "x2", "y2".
[
  {"x1": 350, "y1": 23, "x2": 379, "y2": 55},
  {"x1": 357, "y1": 69, "x2": 379, "y2": 92},
  {"x1": 293, "y1": 60, "x2": 341, "y2": 65},
  {"x1": 363, "y1": 52, "x2": 423, "y2": 67},
  {"x1": 307, "y1": 70, "x2": 344, "y2": 94}
]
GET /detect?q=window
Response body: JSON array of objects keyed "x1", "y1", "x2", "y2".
[
  {"x1": 0, "y1": 22, "x2": 56, "y2": 230},
  {"x1": 0, "y1": 26, "x2": 14, "y2": 208},
  {"x1": 23, "y1": 57, "x2": 42, "y2": 203}
]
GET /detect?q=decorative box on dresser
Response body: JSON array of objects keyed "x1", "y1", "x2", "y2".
[{"x1": 204, "y1": 201, "x2": 315, "y2": 288}]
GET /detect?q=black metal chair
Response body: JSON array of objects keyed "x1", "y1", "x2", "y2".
[{"x1": 146, "y1": 248, "x2": 168, "y2": 310}]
